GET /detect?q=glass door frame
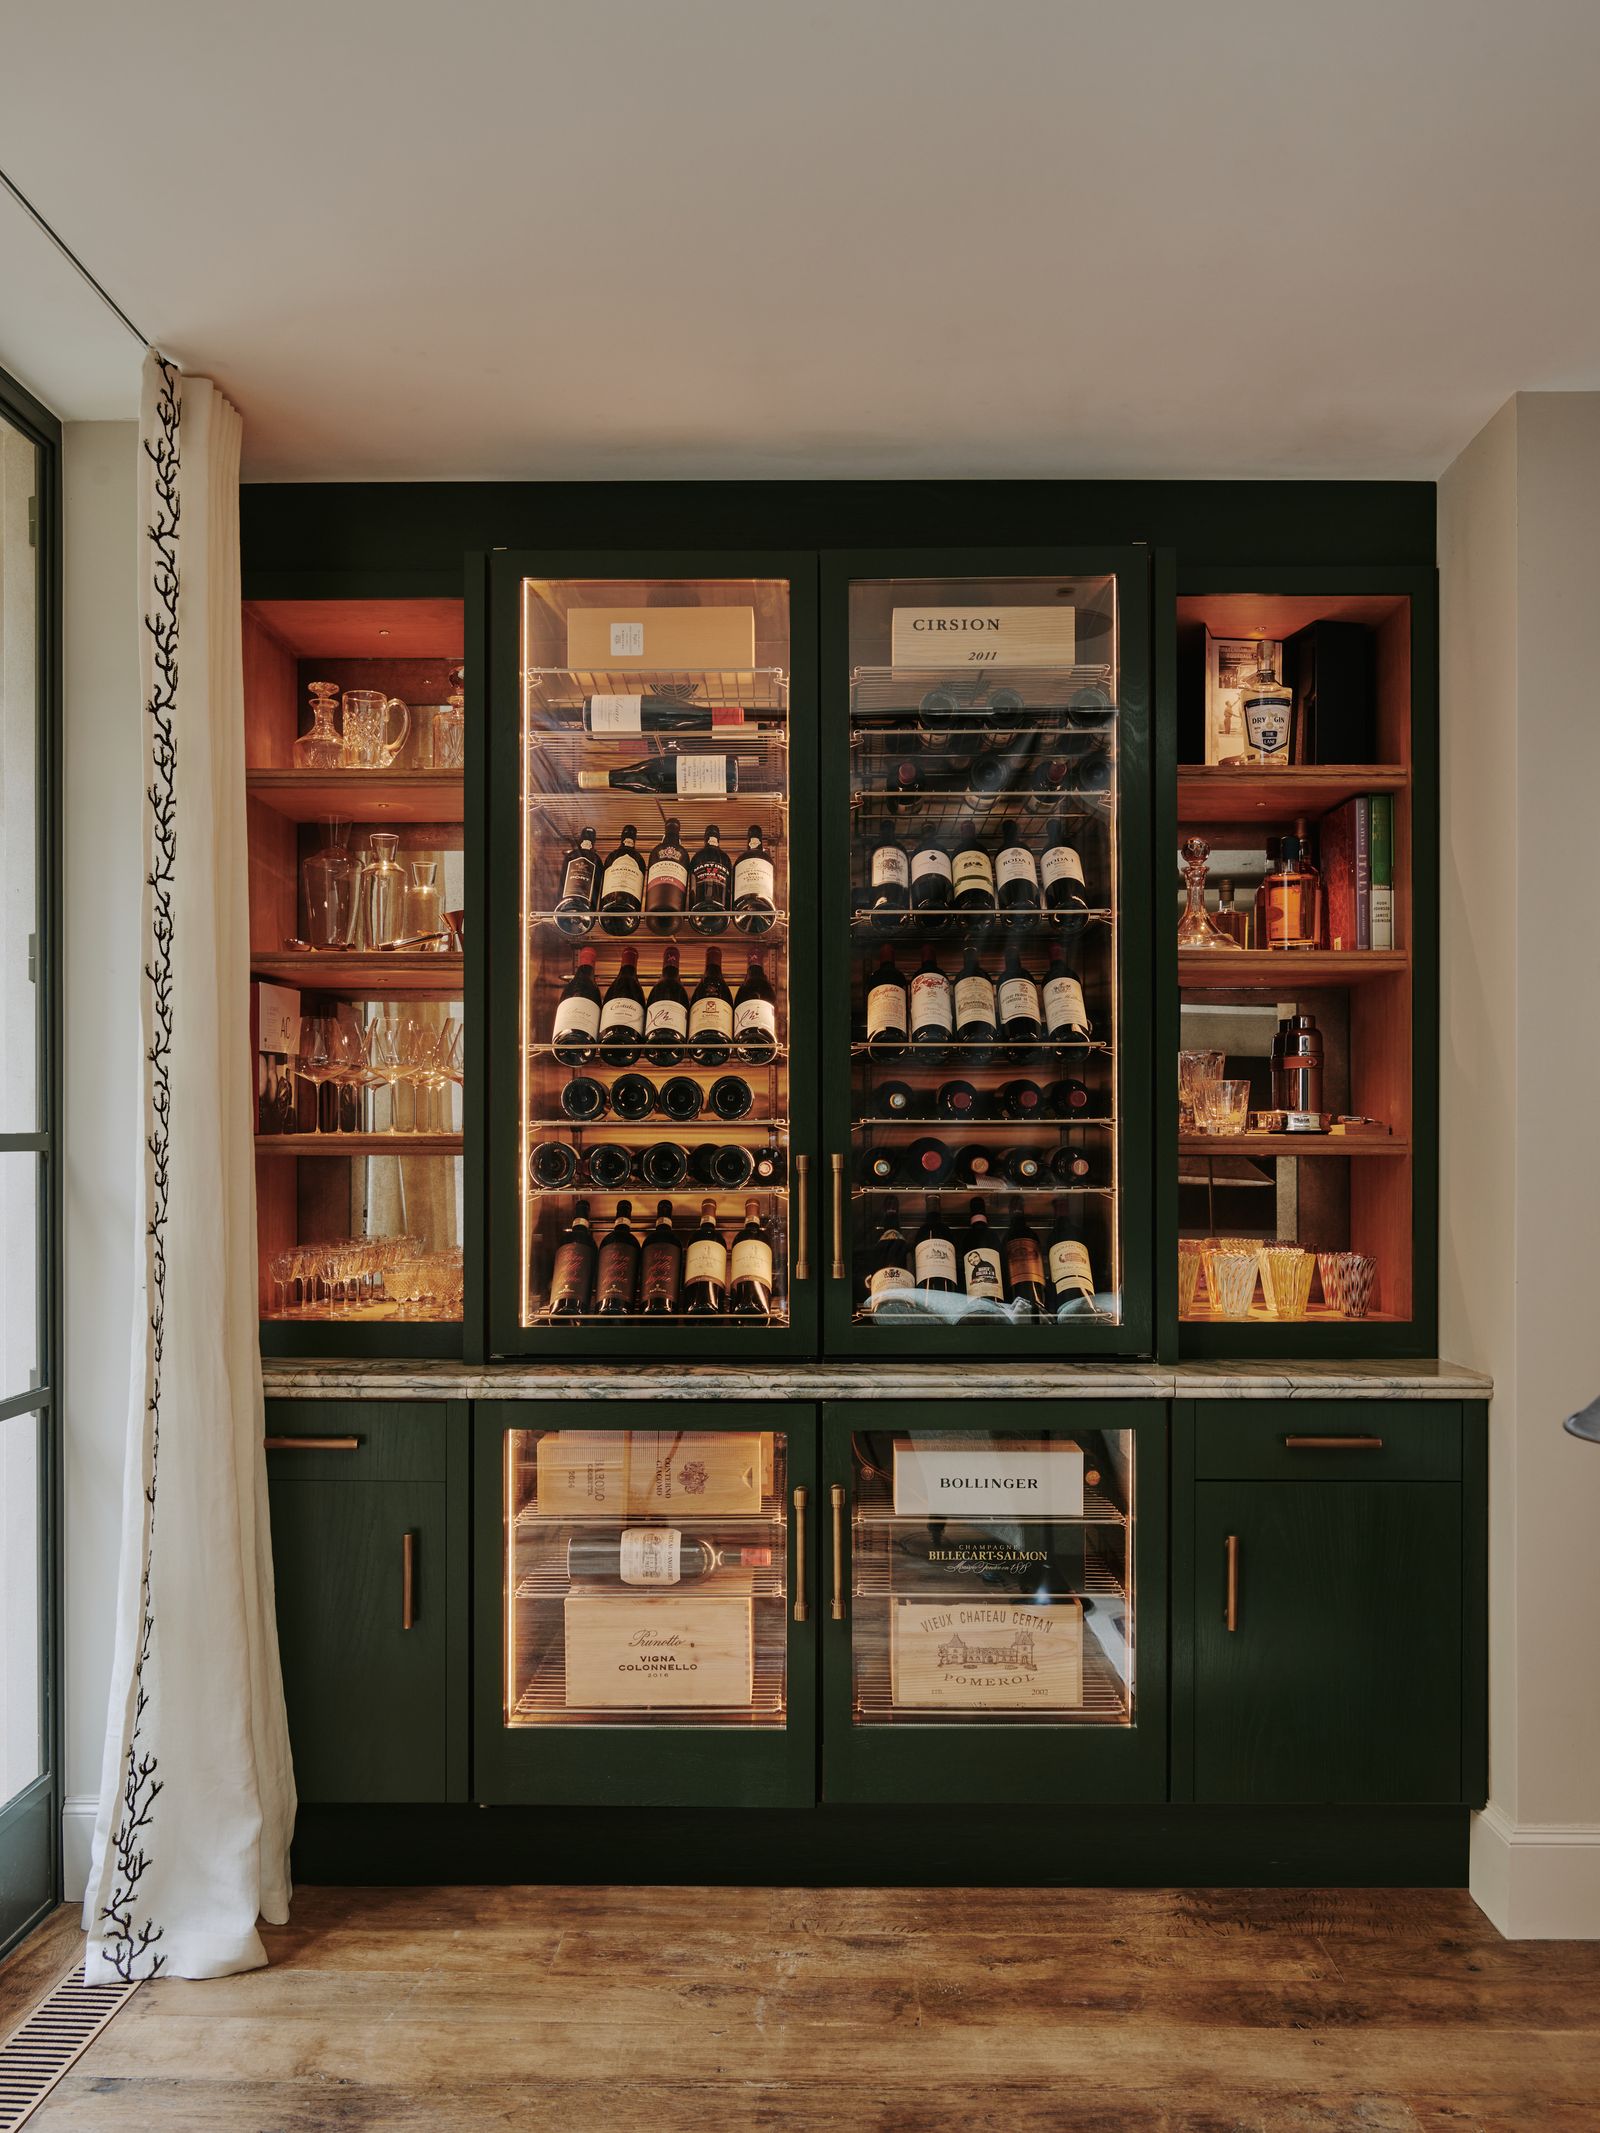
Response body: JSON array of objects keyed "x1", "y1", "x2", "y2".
[
  {"x1": 819, "y1": 548, "x2": 1154, "y2": 1359},
  {"x1": 819, "y1": 1401, "x2": 1167, "y2": 1805},
  {"x1": 485, "y1": 549, "x2": 820, "y2": 1360},
  {"x1": 472, "y1": 1401, "x2": 819, "y2": 1807},
  {"x1": 0, "y1": 360, "x2": 62, "y2": 1955}
]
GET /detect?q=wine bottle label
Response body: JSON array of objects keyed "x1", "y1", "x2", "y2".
[
  {"x1": 914, "y1": 1236, "x2": 958, "y2": 1284},
  {"x1": 871, "y1": 846, "x2": 910, "y2": 888},
  {"x1": 689, "y1": 996, "x2": 734, "y2": 1038},
  {"x1": 684, "y1": 1238, "x2": 727, "y2": 1283},
  {"x1": 952, "y1": 849, "x2": 994, "y2": 894},
  {"x1": 868, "y1": 1263, "x2": 917, "y2": 1302},
  {"x1": 676, "y1": 756, "x2": 730, "y2": 797},
  {"x1": 996, "y1": 847, "x2": 1039, "y2": 889},
  {"x1": 601, "y1": 995, "x2": 645, "y2": 1034},
  {"x1": 588, "y1": 694, "x2": 644, "y2": 734},
  {"x1": 1049, "y1": 1238, "x2": 1095, "y2": 1294},
  {"x1": 998, "y1": 977, "x2": 1041, "y2": 1025},
  {"x1": 867, "y1": 981, "x2": 906, "y2": 1037},
  {"x1": 734, "y1": 997, "x2": 778, "y2": 1041},
  {"x1": 730, "y1": 1237, "x2": 774, "y2": 1284},
  {"x1": 640, "y1": 1243, "x2": 680, "y2": 1302},
  {"x1": 1044, "y1": 975, "x2": 1088, "y2": 1031},
  {"x1": 559, "y1": 855, "x2": 598, "y2": 902},
  {"x1": 646, "y1": 858, "x2": 689, "y2": 895},
  {"x1": 910, "y1": 972, "x2": 954, "y2": 1031},
  {"x1": 550, "y1": 1243, "x2": 591, "y2": 1299},
  {"x1": 555, "y1": 994, "x2": 601, "y2": 1039},
  {"x1": 1041, "y1": 844, "x2": 1086, "y2": 889},
  {"x1": 954, "y1": 975, "x2": 996, "y2": 1023},
  {"x1": 646, "y1": 1000, "x2": 689, "y2": 1040},
  {"x1": 733, "y1": 854, "x2": 775, "y2": 901},
  {"x1": 963, "y1": 1245, "x2": 1004, "y2": 1296},
  {"x1": 601, "y1": 855, "x2": 644, "y2": 900},
  {"x1": 1007, "y1": 1239, "x2": 1046, "y2": 1285},
  {"x1": 911, "y1": 847, "x2": 952, "y2": 884},
  {"x1": 619, "y1": 1526, "x2": 682, "y2": 1586}
]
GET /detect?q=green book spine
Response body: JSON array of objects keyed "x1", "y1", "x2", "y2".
[{"x1": 1369, "y1": 793, "x2": 1395, "y2": 950}]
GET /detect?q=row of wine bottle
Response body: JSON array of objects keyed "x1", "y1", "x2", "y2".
[
  {"x1": 867, "y1": 1076, "x2": 1095, "y2": 1122},
  {"x1": 862, "y1": 818, "x2": 1093, "y2": 930},
  {"x1": 859, "y1": 1138, "x2": 1102, "y2": 1191},
  {"x1": 553, "y1": 945, "x2": 777, "y2": 1067},
  {"x1": 865, "y1": 1194, "x2": 1098, "y2": 1320},
  {"x1": 532, "y1": 1140, "x2": 782, "y2": 1193},
  {"x1": 864, "y1": 941, "x2": 1091, "y2": 1057},
  {"x1": 554, "y1": 820, "x2": 776, "y2": 937},
  {"x1": 555, "y1": 1071, "x2": 756, "y2": 1124},
  {"x1": 866, "y1": 741, "x2": 1111, "y2": 806},
  {"x1": 854, "y1": 680, "x2": 1113, "y2": 732},
  {"x1": 547, "y1": 1198, "x2": 774, "y2": 1319}
]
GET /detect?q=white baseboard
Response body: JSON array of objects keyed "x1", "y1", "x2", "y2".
[
  {"x1": 61, "y1": 1796, "x2": 98, "y2": 1905},
  {"x1": 1472, "y1": 1802, "x2": 1600, "y2": 1938}
]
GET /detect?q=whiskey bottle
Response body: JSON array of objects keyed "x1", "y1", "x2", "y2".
[
  {"x1": 552, "y1": 947, "x2": 602, "y2": 1064},
  {"x1": 547, "y1": 1199, "x2": 596, "y2": 1317},
  {"x1": 578, "y1": 754, "x2": 756, "y2": 798},
  {"x1": 594, "y1": 1200, "x2": 640, "y2": 1315},
  {"x1": 1260, "y1": 818, "x2": 1320, "y2": 951},
  {"x1": 866, "y1": 828, "x2": 911, "y2": 931},
  {"x1": 682, "y1": 1199, "x2": 728, "y2": 1315},
  {"x1": 728, "y1": 1197, "x2": 775, "y2": 1317},
  {"x1": 864, "y1": 1197, "x2": 918, "y2": 1315},
  {"x1": 643, "y1": 947, "x2": 689, "y2": 1065},
  {"x1": 553, "y1": 825, "x2": 600, "y2": 936},
  {"x1": 909, "y1": 947, "x2": 954, "y2": 1059},
  {"x1": 960, "y1": 1198, "x2": 1006, "y2": 1306},
  {"x1": 688, "y1": 825, "x2": 733, "y2": 933},
  {"x1": 732, "y1": 824, "x2": 777, "y2": 934},
  {"x1": 865, "y1": 943, "x2": 910, "y2": 1058},
  {"x1": 597, "y1": 824, "x2": 645, "y2": 936},
  {"x1": 643, "y1": 817, "x2": 690, "y2": 933},
  {"x1": 913, "y1": 1193, "x2": 959, "y2": 1295},
  {"x1": 1214, "y1": 875, "x2": 1250, "y2": 948},
  {"x1": 566, "y1": 1527, "x2": 774, "y2": 1585},
  {"x1": 688, "y1": 946, "x2": 734, "y2": 1066},
  {"x1": 732, "y1": 950, "x2": 778, "y2": 1064},
  {"x1": 638, "y1": 1201, "x2": 682, "y2": 1315},
  {"x1": 598, "y1": 946, "x2": 646, "y2": 1065}
]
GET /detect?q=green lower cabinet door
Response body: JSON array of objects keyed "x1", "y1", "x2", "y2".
[{"x1": 1193, "y1": 1482, "x2": 1463, "y2": 1804}]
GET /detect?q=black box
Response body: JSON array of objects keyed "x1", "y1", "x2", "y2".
[{"x1": 1285, "y1": 620, "x2": 1375, "y2": 763}]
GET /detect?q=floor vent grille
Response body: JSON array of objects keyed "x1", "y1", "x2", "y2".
[{"x1": 0, "y1": 1964, "x2": 138, "y2": 2131}]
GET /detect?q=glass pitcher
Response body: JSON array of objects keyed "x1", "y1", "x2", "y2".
[
  {"x1": 358, "y1": 832, "x2": 409, "y2": 948},
  {"x1": 300, "y1": 817, "x2": 360, "y2": 948},
  {"x1": 341, "y1": 690, "x2": 411, "y2": 770},
  {"x1": 401, "y1": 860, "x2": 448, "y2": 949},
  {"x1": 294, "y1": 681, "x2": 344, "y2": 770}
]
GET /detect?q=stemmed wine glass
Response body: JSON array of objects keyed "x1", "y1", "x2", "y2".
[
  {"x1": 398, "y1": 1013, "x2": 442, "y2": 1133},
  {"x1": 296, "y1": 1015, "x2": 335, "y2": 1134},
  {"x1": 365, "y1": 1011, "x2": 404, "y2": 1134}
]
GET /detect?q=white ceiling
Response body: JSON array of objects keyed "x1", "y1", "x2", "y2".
[{"x1": 6, "y1": 0, "x2": 1600, "y2": 481}]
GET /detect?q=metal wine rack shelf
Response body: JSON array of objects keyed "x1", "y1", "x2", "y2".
[
  {"x1": 847, "y1": 911, "x2": 1113, "y2": 937},
  {"x1": 524, "y1": 667, "x2": 790, "y2": 717},
  {"x1": 848, "y1": 663, "x2": 1115, "y2": 718},
  {"x1": 849, "y1": 1640, "x2": 1131, "y2": 1728},
  {"x1": 850, "y1": 1546, "x2": 1129, "y2": 1605},
  {"x1": 515, "y1": 1563, "x2": 789, "y2": 1603},
  {"x1": 510, "y1": 1648, "x2": 789, "y2": 1727}
]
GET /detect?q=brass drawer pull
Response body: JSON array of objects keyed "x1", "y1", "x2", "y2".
[
  {"x1": 1283, "y1": 1435, "x2": 1385, "y2": 1451},
  {"x1": 830, "y1": 1483, "x2": 847, "y2": 1621},
  {"x1": 794, "y1": 1154, "x2": 811, "y2": 1281},
  {"x1": 829, "y1": 1154, "x2": 846, "y2": 1280},
  {"x1": 1225, "y1": 1534, "x2": 1240, "y2": 1632},
  {"x1": 402, "y1": 1531, "x2": 417, "y2": 1630},
  {"x1": 263, "y1": 1435, "x2": 361, "y2": 1451},
  {"x1": 792, "y1": 1486, "x2": 809, "y2": 1622}
]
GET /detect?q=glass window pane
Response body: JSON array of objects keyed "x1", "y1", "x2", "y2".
[
  {"x1": 0, "y1": 414, "x2": 39, "y2": 1132},
  {"x1": 0, "y1": 1154, "x2": 39, "y2": 1399},
  {"x1": 0, "y1": 1407, "x2": 44, "y2": 1811}
]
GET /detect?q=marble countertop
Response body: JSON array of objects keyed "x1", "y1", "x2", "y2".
[{"x1": 260, "y1": 1356, "x2": 1491, "y2": 1402}]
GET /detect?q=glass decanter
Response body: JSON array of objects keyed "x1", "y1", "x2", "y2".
[
  {"x1": 1176, "y1": 836, "x2": 1241, "y2": 950},
  {"x1": 300, "y1": 816, "x2": 360, "y2": 949},
  {"x1": 294, "y1": 681, "x2": 344, "y2": 770},
  {"x1": 433, "y1": 665, "x2": 465, "y2": 770},
  {"x1": 400, "y1": 859, "x2": 448, "y2": 949},
  {"x1": 358, "y1": 832, "x2": 409, "y2": 949}
]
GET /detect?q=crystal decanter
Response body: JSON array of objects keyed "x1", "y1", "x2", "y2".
[
  {"x1": 1176, "y1": 836, "x2": 1241, "y2": 950},
  {"x1": 294, "y1": 680, "x2": 344, "y2": 770}
]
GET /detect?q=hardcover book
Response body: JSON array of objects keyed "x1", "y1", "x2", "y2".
[
  {"x1": 1369, "y1": 793, "x2": 1395, "y2": 949},
  {"x1": 1320, "y1": 798, "x2": 1371, "y2": 951}
]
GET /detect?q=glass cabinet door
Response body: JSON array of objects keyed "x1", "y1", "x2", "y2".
[
  {"x1": 487, "y1": 556, "x2": 817, "y2": 1357},
  {"x1": 822, "y1": 556, "x2": 1150, "y2": 1356}
]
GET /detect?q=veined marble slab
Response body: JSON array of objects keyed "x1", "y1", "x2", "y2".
[{"x1": 260, "y1": 1356, "x2": 1491, "y2": 1402}]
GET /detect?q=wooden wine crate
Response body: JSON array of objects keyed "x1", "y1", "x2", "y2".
[
  {"x1": 565, "y1": 605, "x2": 756, "y2": 672},
  {"x1": 890, "y1": 1598, "x2": 1084, "y2": 1712},
  {"x1": 891, "y1": 1437, "x2": 1085, "y2": 1518},
  {"x1": 562, "y1": 1591, "x2": 754, "y2": 1709},
  {"x1": 890, "y1": 605, "x2": 1076, "y2": 668},
  {"x1": 536, "y1": 1430, "x2": 767, "y2": 1517}
]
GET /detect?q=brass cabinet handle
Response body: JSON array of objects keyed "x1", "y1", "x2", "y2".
[
  {"x1": 402, "y1": 1531, "x2": 417, "y2": 1631},
  {"x1": 829, "y1": 1154, "x2": 846, "y2": 1280},
  {"x1": 1224, "y1": 1534, "x2": 1240, "y2": 1633},
  {"x1": 792, "y1": 1486, "x2": 808, "y2": 1622},
  {"x1": 263, "y1": 1435, "x2": 361, "y2": 1451},
  {"x1": 830, "y1": 1483, "x2": 846, "y2": 1620},
  {"x1": 1283, "y1": 1435, "x2": 1384, "y2": 1451},
  {"x1": 794, "y1": 1154, "x2": 811, "y2": 1281}
]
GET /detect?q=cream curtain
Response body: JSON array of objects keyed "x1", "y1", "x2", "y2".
[{"x1": 83, "y1": 352, "x2": 295, "y2": 1981}]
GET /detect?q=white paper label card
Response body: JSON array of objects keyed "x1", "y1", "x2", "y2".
[
  {"x1": 891, "y1": 606, "x2": 1076, "y2": 668},
  {"x1": 892, "y1": 1443, "x2": 1085, "y2": 1517},
  {"x1": 610, "y1": 622, "x2": 646, "y2": 658}
]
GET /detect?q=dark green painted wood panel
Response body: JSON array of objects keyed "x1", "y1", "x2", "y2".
[
  {"x1": 1192, "y1": 1479, "x2": 1463, "y2": 1804},
  {"x1": 0, "y1": 1782, "x2": 55, "y2": 1953},
  {"x1": 1192, "y1": 1400, "x2": 1460, "y2": 1482},
  {"x1": 263, "y1": 1400, "x2": 448, "y2": 1483}
]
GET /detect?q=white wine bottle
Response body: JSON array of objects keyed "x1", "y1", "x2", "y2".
[{"x1": 566, "y1": 1526, "x2": 774, "y2": 1585}]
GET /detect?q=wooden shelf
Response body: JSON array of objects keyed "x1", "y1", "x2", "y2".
[
  {"x1": 1177, "y1": 950, "x2": 1408, "y2": 991},
  {"x1": 255, "y1": 1133, "x2": 463, "y2": 1158},
  {"x1": 244, "y1": 597, "x2": 464, "y2": 661},
  {"x1": 247, "y1": 769, "x2": 464, "y2": 824},
  {"x1": 1177, "y1": 764, "x2": 1408, "y2": 826},
  {"x1": 252, "y1": 953, "x2": 465, "y2": 999},
  {"x1": 1178, "y1": 1134, "x2": 1409, "y2": 1158}
]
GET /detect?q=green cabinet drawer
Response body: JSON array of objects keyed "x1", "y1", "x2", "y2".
[
  {"x1": 263, "y1": 1399, "x2": 448, "y2": 1483},
  {"x1": 1192, "y1": 1401, "x2": 1460, "y2": 1482}
]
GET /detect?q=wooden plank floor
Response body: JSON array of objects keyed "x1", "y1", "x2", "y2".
[{"x1": 9, "y1": 1885, "x2": 1600, "y2": 2130}]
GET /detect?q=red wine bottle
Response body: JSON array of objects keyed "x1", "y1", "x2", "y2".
[
  {"x1": 953, "y1": 944, "x2": 997, "y2": 1064},
  {"x1": 707, "y1": 1074, "x2": 754, "y2": 1121},
  {"x1": 689, "y1": 946, "x2": 734, "y2": 1067},
  {"x1": 597, "y1": 823, "x2": 644, "y2": 936},
  {"x1": 909, "y1": 946, "x2": 953, "y2": 1059},
  {"x1": 578, "y1": 754, "x2": 755, "y2": 798},
  {"x1": 554, "y1": 825, "x2": 599, "y2": 936},
  {"x1": 910, "y1": 834, "x2": 953, "y2": 927},
  {"x1": 960, "y1": 1197, "x2": 1006, "y2": 1306},
  {"x1": 913, "y1": 1193, "x2": 959, "y2": 1294},
  {"x1": 643, "y1": 817, "x2": 689, "y2": 934},
  {"x1": 584, "y1": 1143, "x2": 634, "y2": 1191},
  {"x1": 728, "y1": 1196, "x2": 775, "y2": 1317},
  {"x1": 638, "y1": 1142, "x2": 689, "y2": 1189},
  {"x1": 593, "y1": 1201, "x2": 640, "y2": 1315},
  {"x1": 638, "y1": 1200, "x2": 682, "y2": 1315},
  {"x1": 547, "y1": 1200, "x2": 596, "y2": 1317},
  {"x1": 867, "y1": 829, "x2": 910, "y2": 931},
  {"x1": 905, "y1": 1136, "x2": 954, "y2": 1187},
  {"x1": 599, "y1": 946, "x2": 646, "y2": 1065},
  {"x1": 865, "y1": 943, "x2": 909, "y2": 1058},
  {"x1": 559, "y1": 1075, "x2": 608, "y2": 1122},
  {"x1": 951, "y1": 835, "x2": 997, "y2": 915},
  {"x1": 732, "y1": 823, "x2": 777, "y2": 934},
  {"x1": 658, "y1": 1075, "x2": 703, "y2": 1122},
  {"x1": 1041, "y1": 819, "x2": 1090, "y2": 934},
  {"x1": 688, "y1": 824, "x2": 732, "y2": 933},
  {"x1": 530, "y1": 1141, "x2": 579, "y2": 1191},
  {"x1": 1002, "y1": 1197, "x2": 1048, "y2": 1319},
  {"x1": 998, "y1": 943, "x2": 1043, "y2": 1055},
  {"x1": 858, "y1": 1145, "x2": 899, "y2": 1187},
  {"x1": 1042, "y1": 946, "x2": 1091, "y2": 1044},
  {"x1": 690, "y1": 1143, "x2": 755, "y2": 1190},
  {"x1": 1047, "y1": 1198, "x2": 1097, "y2": 1312},
  {"x1": 644, "y1": 947, "x2": 689, "y2": 1066},
  {"x1": 732, "y1": 950, "x2": 777, "y2": 1064},
  {"x1": 863, "y1": 1196, "x2": 917, "y2": 1315},
  {"x1": 995, "y1": 818, "x2": 1040, "y2": 918},
  {"x1": 610, "y1": 1072, "x2": 657, "y2": 1121},
  {"x1": 553, "y1": 947, "x2": 602, "y2": 1064},
  {"x1": 682, "y1": 1198, "x2": 728, "y2": 1315}
]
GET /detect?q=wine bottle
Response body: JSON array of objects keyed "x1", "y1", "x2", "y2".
[
  {"x1": 597, "y1": 824, "x2": 644, "y2": 936},
  {"x1": 1042, "y1": 947, "x2": 1091, "y2": 1044},
  {"x1": 1047, "y1": 1198, "x2": 1097, "y2": 1312},
  {"x1": 708, "y1": 1074, "x2": 754, "y2": 1121},
  {"x1": 917, "y1": 687, "x2": 971, "y2": 731},
  {"x1": 951, "y1": 835, "x2": 997, "y2": 916},
  {"x1": 638, "y1": 1142, "x2": 689, "y2": 1190},
  {"x1": 1041, "y1": 819, "x2": 1090, "y2": 934},
  {"x1": 935, "y1": 1078, "x2": 979, "y2": 1121},
  {"x1": 1074, "y1": 1422, "x2": 1125, "y2": 1511},
  {"x1": 967, "y1": 744, "x2": 1029, "y2": 799},
  {"x1": 594, "y1": 1199, "x2": 640, "y2": 1314},
  {"x1": 643, "y1": 817, "x2": 690, "y2": 933},
  {"x1": 960, "y1": 1197, "x2": 1006, "y2": 1306},
  {"x1": 578, "y1": 754, "x2": 756, "y2": 798},
  {"x1": 951, "y1": 1143, "x2": 996, "y2": 1188},
  {"x1": 998, "y1": 943, "x2": 1043, "y2": 1056},
  {"x1": 643, "y1": 947, "x2": 689, "y2": 1066},
  {"x1": 566, "y1": 1526, "x2": 774, "y2": 1585},
  {"x1": 599, "y1": 946, "x2": 646, "y2": 1065},
  {"x1": 547, "y1": 1199, "x2": 597, "y2": 1317},
  {"x1": 658, "y1": 1075, "x2": 704, "y2": 1123},
  {"x1": 690, "y1": 1143, "x2": 755, "y2": 1190},
  {"x1": 570, "y1": 694, "x2": 751, "y2": 735},
  {"x1": 1073, "y1": 749, "x2": 1112, "y2": 795},
  {"x1": 732, "y1": 950, "x2": 778, "y2": 1065},
  {"x1": 997, "y1": 1077, "x2": 1044, "y2": 1120},
  {"x1": 682, "y1": 1198, "x2": 728, "y2": 1315},
  {"x1": 530, "y1": 1141, "x2": 579, "y2": 1191},
  {"x1": 910, "y1": 835, "x2": 953, "y2": 927},
  {"x1": 952, "y1": 944, "x2": 997, "y2": 1064},
  {"x1": 909, "y1": 946, "x2": 953, "y2": 1059},
  {"x1": 752, "y1": 1146, "x2": 786, "y2": 1184},
  {"x1": 610, "y1": 1072, "x2": 657, "y2": 1121},
  {"x1": 1042, "y1": 1076, "x2": 1091, "y2": 1118},
  {"x1": 584, "y1": 1143, "x2": 634, "y2": 1191},
  {"x1": 1002, "y1": 1197, "x2": 1048, "y2": 1319},
  {"x1": 688, "y1": 825, "x2": 732, "y2": 933},
  {"x1": 1025, "y1": 755, "x2": 1072, "y2": 813},
  {"x1": 559, "y1": 1075, "x2": 608, "y2": 1122},
  {"x1": 867, "y1": 829, "x2": 911, "y2": 932},
  {"x1": 905, "y1": 1136, "x2": 954, "y2": 1188},
  {"x1": 638, "y1": 1200, "x2": 682, "y2": 1315},
  {"x1": 877, "y1": 1079, "x2": 917, "y2": 1120},
  {"x1": 732, "y1": 823, "x2": 777, "y2": 934},
  {"x1": 553, "y1": 825, "x2": 600, "y2": 936},
  {"x1": 728, "y1": 1197, "x2": 775, "y2": 1317},
  {"x1": 864, "y1": 1196, "x2": 918, "y2": 1315},
  {"x1": 857, "y1": 1145, "x2": 899, "y2": 1187},
  {"x1": 689, "y1": 946, "x2": 734, "y2": 1067},
  {"x1": 865, "y1": 943, "x2": 909, "y2": 1058},
  {"x1": 552, "y1": 946, "x2": 602, "y2": 1064},
  {"x1": 999, "y1": 1146, "x2": 1045, "y2": 1187},
  {"x1": 913, "y1": 1193, "x2": 959, "y2": 1294},
  {"x1": 995, "y1": 819, "x2": 1040, "y2": 918}
]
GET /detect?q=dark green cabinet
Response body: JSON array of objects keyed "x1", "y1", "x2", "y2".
[{"x1": 265, "y1": 1401, "x2": 468, "y2": 1804}]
